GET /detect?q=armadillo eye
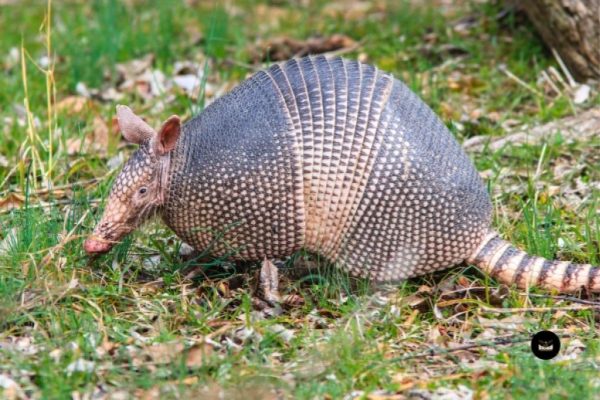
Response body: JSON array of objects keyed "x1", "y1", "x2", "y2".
[{"x1": 139, "y1": 187, "x2": 147, "y2": 195}]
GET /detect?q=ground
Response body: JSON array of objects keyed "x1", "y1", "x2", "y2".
[{"x1": 0, "y1": 1, "x2": 599, "y2": 399}]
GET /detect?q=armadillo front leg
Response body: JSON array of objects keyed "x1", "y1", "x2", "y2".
[{"x1": 259, "y1": 258, "x2": 282, "y2": 306}]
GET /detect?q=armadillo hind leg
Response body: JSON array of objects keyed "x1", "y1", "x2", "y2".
[{"x1": 468, "y1": 230, "x2": 600, "y2": 293}]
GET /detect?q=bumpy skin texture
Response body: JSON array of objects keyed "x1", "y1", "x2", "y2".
[{"x1": 163, "y1": 56, "x2": 491, "y2": 282}]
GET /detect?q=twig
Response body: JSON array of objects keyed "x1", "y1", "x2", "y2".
[
  {"x1": 0, "y1": 178, "x2": 99, "y2": 198},
  {"x1": 519, "y1": 293, "x2": 600, "y2": 307},
  {"x1": 0, "y1": 198, "x2": 100, "y2": 215},
  {"x1": 463, "y1": 107, "x2": 600, "y2": 153},
  {"x1": 226, "y1": 40, "x2": 364, "y2": 73},
  {"x1": 206, "y1": 321, "x2": 241, "y2": 340},
  {"x1": 533, "y1": 142, "x2": 547, "y2": 182},
  {"x1": 540, "y1": 69, "x2": 562, "y2": 96},
  {"x1": 547, "y1": 65, "x2": 577, "y2": 114},
  {"x1": 0, "y1": 164, "x2": 18, "y2": 191},
  {"x1": 389, "y1": 335, "x2": 536, "y2": 362},
  {"x1": 552, "y1": 48, "x2": 576, "y2": 87},
  {"x1": 498, "y1": 64, "x2": 543, "y2": 97},
  {"x1": 225, "y1": 58, "x2": 262, "y2": 72},
  {"x1": 319, "y1": 40, "x2": 364, "y2": 58},
  {"x1": 481, "y1": 305, "x2": 600, "y2": 313}
]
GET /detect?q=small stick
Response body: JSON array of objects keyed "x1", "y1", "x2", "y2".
[
  {"x1": 552, "y1": 48, "x2": 577, "y2": 87},
  {"x1": 520, "y1": 293, "x2": 600, "y2": 307},
  {"x1": 540, "y1": 69, "x2": 562, "y2": 97},
  {"x1": 498, "y1": 64, "x2": 543, "y2": 97},
  {"x1": 389, "y1": 335, "x2": 539, "y2": 361},
  {"x1": 481, "y1": 305, "x2": 599, "y2": 313},
  {"x1": 547, "y1": 66, "x2": 577, "y2": 114},
  {"x1": 0, "y1": 178, "x2": 99, "y2": 197},
  {"x1": 320, "y1": 40, "x2": 363, "y2": 58},
  {"x1": 0, "y1": 198, "x2": 100, "y2": 215}
]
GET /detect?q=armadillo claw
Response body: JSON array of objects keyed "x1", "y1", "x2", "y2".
[{"x1": 83, "y1": 237, "x2": 112, "y2": 254}]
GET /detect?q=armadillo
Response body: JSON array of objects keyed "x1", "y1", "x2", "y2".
[{"x1": 84, "y1": 56, "x2": 599, "y2": 293}]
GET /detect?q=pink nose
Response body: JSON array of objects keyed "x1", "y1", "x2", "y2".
[{"x1": 84, "y1": 237, "x2": 112, "y2": 254}]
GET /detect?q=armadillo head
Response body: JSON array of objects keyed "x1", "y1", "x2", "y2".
[{"x1": 84, "y1": 105, "x2": 181, "y2": 255}]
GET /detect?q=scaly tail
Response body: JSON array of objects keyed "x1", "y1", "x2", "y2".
[{"x1": 467, "y1": 230, "x2": 600, "y2": 293}]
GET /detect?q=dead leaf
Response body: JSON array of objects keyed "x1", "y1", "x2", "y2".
[
  {"x1": 573, "y1": 84, "x2": 591, "y2": 104},
  {"x1": 185, "y1": 342, "x2": 214, "y2": 368},
  {"x1": 66, "y1": 359, "x2": 95, "y2": 375},
  {"x1": 0, "y1": 193, "x2": 24, "y2": 212},
  {"x1": 447, "y1": 71, "x2": 484, "y2": 93},
  {"x1": 3, "y1": 47, "x2": 20, "y2": 71},
  {"x1": 253, "y1": 4, "x2": 291, "y2": 31},
  {"x1": 181, "y1": 376, "x2": 199, "y2": 385},
  {"x1": 95, "y1": 339, "x2": 119, "y2": 358},
  {"x1": 323, "y1": 1, "x2": 374, "y2": 21},
  {"x1": 283, "y1": 293, "x2": 305, "y2": 308},
  {"x1": 0, "y1": 336, "x2": 38, "y2": 355},
  {"x1": 65, "y1": 116, "x2": 110, "y2": 155},
  {"x1": 135, "y1": 386, "x2": 161, "y2": 400},
  {"x1": 418, "y1": 43, "x2": 469, "y2": 63},
  {"x1": 465, "y1": 107, "x2": 600, "y2": 153},
  {"x1": 146, "y1": 342, "x2": 184, "y2": 364},
  {"x1": 432, "y1": 384, "x2": 473, "y2": 400},
  {"x1": 65, "y1": 137, "x2": 85, "y2": 156},
  {"x1": 173, "y1": 74, "x2": 201, "y2": 95},
  {"x1": 116, "y1": 53, "x2": 155, "y2": 79},
  {"x1": 418, "y1": 284, "x2": 433, "y2": 294},
  {"x1": 92, "y1": 116, "x2": 109, "y2": 151},
  {"x1": 428, "y1": 324, "x2": 451, "y2": 346},
  {"x1": 391, "y1": 372, "x2": 419, "y2": 391},
  {"x1": 55, "y1": 96, "x2": 90, "y2": 115},
  {"x1": 119, "y1": 69, "x2": 167, "y2": 101},
  {"x1": 250, "y1": 34, "x2": 357, "y2": 63},
  {"x1": 0, "y1": 228, "x2": 17, "y2": 256},
  {"x1": 366, "y1": 390, "x2": 405, "y2": 400},
  {"x1": 0, "y1": 374, "x2": 26, "y2": 400},
  {"x1": 267, "y1": 324, "x2": 295, "y2": 343}
]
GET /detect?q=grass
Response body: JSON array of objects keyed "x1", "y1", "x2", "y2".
[{"x1": 1, "y1": 0, "x2": 599, "y2": 398}]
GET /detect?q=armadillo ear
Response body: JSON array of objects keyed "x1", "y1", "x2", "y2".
[
  {"x1": 154, "y1": 115, "x2": 181, "y2": 156},
  {"x1": 116, "y1": 105, "x2": 155, "y2": 145}
]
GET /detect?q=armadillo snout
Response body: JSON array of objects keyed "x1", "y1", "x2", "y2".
[{"x1": 84, "y1": 237, "x2": 113, "y2": 254}]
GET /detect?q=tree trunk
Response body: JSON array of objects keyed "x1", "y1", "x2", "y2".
[{"x1": 521, "y1": 0, "x2": 600, "y2": 81}]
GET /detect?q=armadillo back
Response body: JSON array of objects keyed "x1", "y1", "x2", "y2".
[{"x1": 164, "y1": 56, "x2": 492, "y2": 281}]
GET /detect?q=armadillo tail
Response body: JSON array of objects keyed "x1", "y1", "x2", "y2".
[{"x1": 467, "y1": 230, "x2": 600, "y2": 293}]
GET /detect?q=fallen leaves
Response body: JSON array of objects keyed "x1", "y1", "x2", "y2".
[
  {"x1": 185, "y1": 342, "x2": 214, "y2": 368},
  {"x1": 69, "y1": 52, "x2": 231, "y2": 121},
  {"x1": 464, "y1": 107, "x2": 600, "y2": 213},
  {"x1": 65, "y1": 358, "x2": 95, "y2": 375},
  {"x1": 65, "y1": 115, "x2": 110, "y2": 156},
  {"x1": 55, "y1": 96, "x2": 92, "y2": 115},
  {"x1": 446, "y1": 71, "x2": 484, "y2": 94},
  {"x1": 119, "y1": 339, "x2": 217, "y2": 370},
  {"x1": 249, "y1": 34, "x2": 358, "y2": 63},
  {"x1": 140, "y1": 341, "x2": 185, "y2": 365},
  {"x1": 117, "y1": 54, "x2": 167, "y2": 102},
  {"x1": 92, "y1": 115, "x2": 110, "y2": 150},
  {"x1": 322, "y1": 1, "x2": 377, "y2": 21},
  {"x1": 0, "y1": 375, "x2": 26, "y2": 400},
  {"x1": 0, "y1": 192, "x2": 25, "y2": 212}
]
